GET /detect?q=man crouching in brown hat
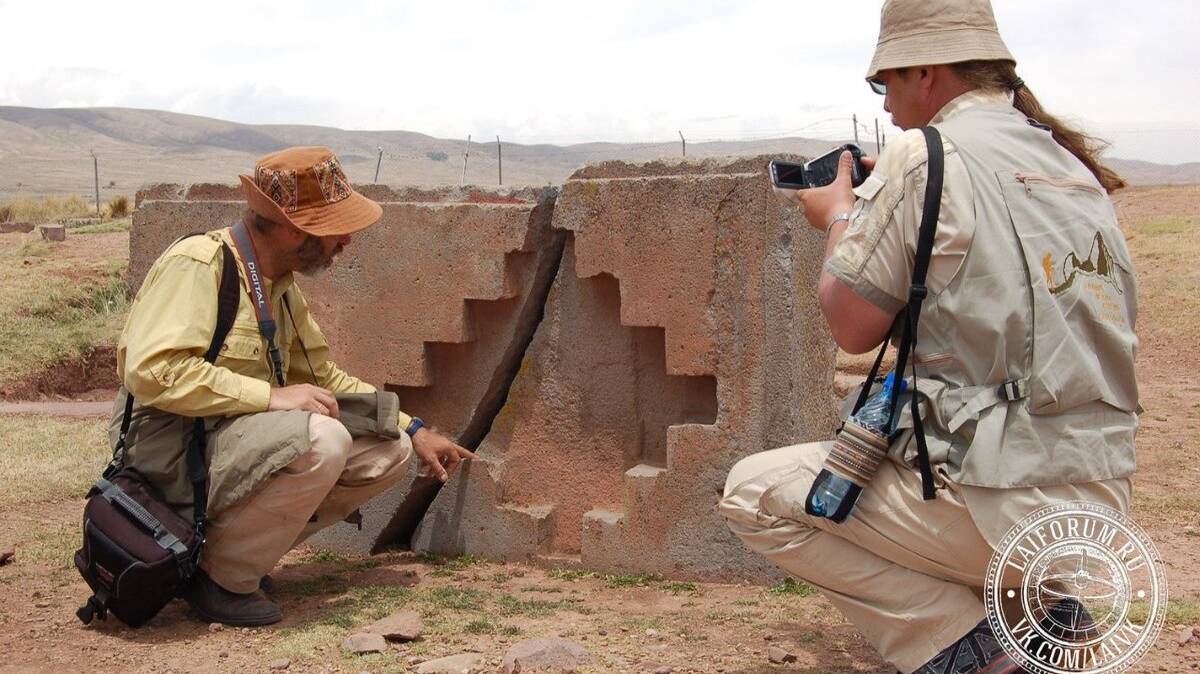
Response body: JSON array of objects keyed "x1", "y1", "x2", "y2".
[
  {"x1": 112, "y1": 147, "x2": 474, "y2": 625},
  {"x1": 722, "y1": 1, "x2": 1137, "y2": 673}
]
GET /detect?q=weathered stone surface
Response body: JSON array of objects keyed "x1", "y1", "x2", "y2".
[
  {"x1": 363, "y1": 610, "x2": 423, "y2": 641},
  {"x1": 39, "y1": 224, "x2": 65, "y2": 241},
  {"x1": 413, "y1": 157, "x2": 835, "y2": 579},
  {"x1": 0, "y1": 222, "x2": 34, "y2": 234},
  {"x1": 415, "y1": 653, "x2": 484, "y2": 674},
  {"x1": 501, "y1": 638, "x2": 591, "y2": 673},
  {"x1": 128, "y1": 155, "x2": 836, "y2": 580},
  {"x1": 342, "y1": 632, "x2": 387, "y2": 654}
]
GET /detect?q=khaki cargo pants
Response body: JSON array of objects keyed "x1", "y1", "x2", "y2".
[
  {"x1": 201, "y1": 413, "x2": 412, "y2": 594},
  {"x1": 719, "y1": 441, "x2": 1006, "y2": 674}
]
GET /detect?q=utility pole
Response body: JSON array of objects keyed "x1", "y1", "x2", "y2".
[
  {"x1": 678, "y1": 131, "x2": 686, "y2": 157},
  {"x1": 874, "y1": 118, "x2": 881, "y2": 154},
  {"x1": 852, "y1": 114, "x2": 860, "y2": 146},
  {"x1": 90, "y1": 150, "x2": 100, "y2": 218},
  {"x1": 496, "y1": 136, "x2": 503, "y2": 186},
  {"x1": 461, "y1": 134, "x2": 471, "y2": 186},
  {"x1": 374, "y1": 146, "x2": 383, "y2": 183}
]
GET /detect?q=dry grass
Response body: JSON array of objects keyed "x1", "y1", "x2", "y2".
[
  {"x1": 107, "y1": 195, "x2": 130, "y2": 219},
  {"x1": 0, "y1": 415, "x2": 110, "y2": 507},
  {"x1": 0, "y1": 195, "x2": 93, "y2": 223},
  {"x1": 0, "y1": 237, "x2": 129, "y2": 387}
]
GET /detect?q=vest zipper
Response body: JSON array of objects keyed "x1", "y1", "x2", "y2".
[{"x1": 1014, "y1": 172, "x2": 1104, "y2": 197}]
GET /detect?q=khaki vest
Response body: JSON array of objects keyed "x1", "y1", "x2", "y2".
[{"x1": 891, "y1": 103, "x2": 1138, "y2": 488}]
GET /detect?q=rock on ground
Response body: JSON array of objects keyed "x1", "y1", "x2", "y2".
[
  {"x1": 363, "y1": 610, "x2": 423, "y2": 641},
  {"x1": 341, "y1": 632, "x2": 387, "y2": 654},
  {"x1": 415, "y1": 653, "x2": 485, "y2": 674},
  {"x1": 502, "y1": 638, "x2": 592, "y2": 673},
  {"x1": 767, "y1": 646, "x2": 798, "y2": 664}
]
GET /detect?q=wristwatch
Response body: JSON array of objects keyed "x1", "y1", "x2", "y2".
[
  {"x1": 404, "y1": 416, "x2": 425, "y2": 438},
  {"x1": 827, "y1": 211, "x2": 853, "y2": 232}
]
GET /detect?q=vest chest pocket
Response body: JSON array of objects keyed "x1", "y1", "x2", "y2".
[{"x1": 997, "y1": 171, "x2": 1138, "y2": 415}]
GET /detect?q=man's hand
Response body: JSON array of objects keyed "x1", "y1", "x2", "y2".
[
  {"x1": 411, "y1": 428, "x2": 476, "y2": 482},
  {"x1": 777, "y1": 151, "x2": 877, "y2": 232},
  {"x1": 268, "y1": 383, "x2": 340, "y2": 418}
]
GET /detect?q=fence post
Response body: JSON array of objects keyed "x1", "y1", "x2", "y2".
[
  {"x1": 852, "y1": 114, "x2": 860, "y2": 146},
  {"x1": 91, "y1": 150, "x2": 100, "y2": 217},
  {"x1": 497, "y1": 136, "x2": 503, "y2": 186},
  {"x1": 374, "y1": 146, "x2": 383, "y2": 183},
  {"x1": 678, "y1": 131, "x2": 686, "y2": 157},
  {"x1": 461, "y1": 134, "x2": 471, "y2": 186}
]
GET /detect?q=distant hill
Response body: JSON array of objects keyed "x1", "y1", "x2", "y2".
[{"x1": 1, "y1": 106, "x2": 1195, "y2": 200}]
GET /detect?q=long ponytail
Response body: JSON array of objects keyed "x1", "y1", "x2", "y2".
[{"x1": 950, "y1": 60, "x2": 1126, "y2": 193}]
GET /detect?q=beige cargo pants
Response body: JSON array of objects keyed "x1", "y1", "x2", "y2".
[
  {"x1": 201, "y1": 414, "x2": 412, "y2": 594},
  {"x1": 720, "y1": 441, "x2": 1008, "y2": 674}
]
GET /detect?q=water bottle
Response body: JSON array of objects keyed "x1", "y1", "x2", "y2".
[{"x1": 805, "y1": 372, "x2": 905, "y2": 523}]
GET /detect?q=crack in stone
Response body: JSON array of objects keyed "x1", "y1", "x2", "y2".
[{"x1": 372, "y1": 195, "x2": 569, "y2": 552}]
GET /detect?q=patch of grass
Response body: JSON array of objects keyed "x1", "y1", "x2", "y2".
[
  {"x1": 548, "y1": 567, "x2": 593, "y2": 582},
  {"x1": 423, "y1": 586, "x2": 486, "y2": 611},
  {"x1": 768, "y1": 577, "x2": 819, "y2": 597},
  {"x1": 0, "y1": 196, "x2": 92, "y2": 223},
  {"x1": 519, "y1": 584, "x2": 563, "y2": 593},
  {"x1": 0, "y1": 416, "x2": 110, "y2": 506},
  {"x1": 1125, "y1": 595, "x2": 1200, "y2": 626},
  {"x1": 21, "y1": 519, "x2": 78, "y2": 572},
  {"x1": 605, "y1": 572, "x2": 662, "y2": 588},
  {"x1": 1139, "y1": 216, "x2": 1192, "y2": 236},
  {"x1": 464, "y1": 617, "x2": 497, "y2": 634},
  {"x1": 279, "y1": 573, "x2": 347, "y2": 598},
  {"x1": 0, "y1": 262, "x2": 129, "y2": 388},
  {"x1": 73, "y1": 218, "x2": 131, "y2": 234},
  {"x1": 733, "y1": 598, "x2": 760, "y2": 607},
  {"x1": 496, "y1": 594, "x2": 568, "y2": 617},
  {"x1": 661, "y1": 581, "x2": 699, "y2": 595},
  {"x1": 19, "y1": 240, "x2": 52, "y2": 257},
  {"x1": 300, "y1": 549, "x2": 347, "y2": 565},
  {"x1": 107, "y1": 196, "x2": 130, "y2": 219}
]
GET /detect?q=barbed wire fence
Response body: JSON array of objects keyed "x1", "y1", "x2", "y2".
[{"x1": 368, "y1": 115, "x2": 894, "y2": 187}]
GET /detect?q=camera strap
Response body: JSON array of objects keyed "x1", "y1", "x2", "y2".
[
  {"x1": 854, "y1": 126, "x2": 944, "y2": 501},
  {"x1": 231, "y1": 221, "x2": 287, "y2": 387}
]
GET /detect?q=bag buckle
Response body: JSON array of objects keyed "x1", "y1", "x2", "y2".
[{"x1": 998, "y1": 378, "x2": 1029, "y2": 401}]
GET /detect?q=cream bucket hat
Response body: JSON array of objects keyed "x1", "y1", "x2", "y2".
[{"x1": 866, "y1": 0, "x2": 1015, "y2": 80}]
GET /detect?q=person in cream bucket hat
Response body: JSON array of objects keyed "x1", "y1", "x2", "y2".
[
  {"x1": 722, "y1": 1, "x2": 1135, "y2": 673},
  {"x1": 864, "y1": 0, "x2": 1014, "y2": 81}
]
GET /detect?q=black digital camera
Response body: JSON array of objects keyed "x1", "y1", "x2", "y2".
[{"x1": 769, "y1": 144, "x2": 870, "y2": 190}]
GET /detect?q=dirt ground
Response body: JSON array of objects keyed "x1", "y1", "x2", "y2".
[{"x1": 0, "y1": 186, "x2": 1198, "y2": 673}]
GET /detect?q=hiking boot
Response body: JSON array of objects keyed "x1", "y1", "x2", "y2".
[
  {"x1": 910, "y1": 618, "x2": 1024, "y2": 674},
  {"x1": 184, "y1": 570, "x2": 282, "y2": 626}
]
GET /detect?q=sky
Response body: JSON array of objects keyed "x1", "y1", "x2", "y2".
[{"x1": 1, "y1": 0, "x2": 1197, "y2": 163}]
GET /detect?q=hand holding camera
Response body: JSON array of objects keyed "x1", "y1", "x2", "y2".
[{"x1": 770, "y1": 145, "x2": 876, "y2": 233}]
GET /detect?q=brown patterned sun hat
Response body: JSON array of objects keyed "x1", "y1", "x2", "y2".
[
  {"x1": 866, "y1": 0, "x2": 1015, "y2": 80},
  {"x1": 239, "y1": 146, "x2": 382, "y2": 237}
]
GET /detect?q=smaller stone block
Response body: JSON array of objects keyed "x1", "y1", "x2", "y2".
[{"x1": 39, "y1": 225, "x2": 66, "y2": 242}]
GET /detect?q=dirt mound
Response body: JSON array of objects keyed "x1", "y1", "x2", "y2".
[{"x1": 0, "y1": 345, "x2": 119, "y2": 401}]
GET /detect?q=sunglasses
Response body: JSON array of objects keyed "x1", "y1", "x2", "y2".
[{"x1": 868, "y1": 77, "x2": 887, "y2": 95}]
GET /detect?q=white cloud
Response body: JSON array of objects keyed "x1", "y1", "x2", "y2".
[{"x1": 0, "y1": 0, "x2": 1196, "y2": 162}]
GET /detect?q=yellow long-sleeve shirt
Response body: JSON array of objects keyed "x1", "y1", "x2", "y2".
[{"x1": 117, "y1": 227, "x2": 412, "y2": 429}]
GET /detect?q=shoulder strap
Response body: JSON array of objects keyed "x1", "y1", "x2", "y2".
[
  {"x1": 188, "y1": 242, "x2": 240, "y2": 530},
  {"x1": 230, "y1": 221, "x2": 286, "y2": 386},
  {"x1": 887, "y1": 126, "x2": 944, "y2": 500}
]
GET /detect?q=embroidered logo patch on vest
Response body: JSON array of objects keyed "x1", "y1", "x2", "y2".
[
  {"x1": 1042, "y1": 232, "x2": 1128, "y2": 296},
  {"x1": 254, "y1": 167, "x2": 299, "y2": 213},
  {"x1": 312, "y1": 158, "x2": 352, "y2": 205}
]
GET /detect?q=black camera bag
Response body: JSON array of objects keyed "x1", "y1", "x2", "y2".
[{"x1": 74, "y1": 239, "x2": 239, "y2": 626}]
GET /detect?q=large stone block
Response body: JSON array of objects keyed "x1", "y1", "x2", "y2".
[{"x1": 412, "y1": 157, "x2": 837, "y2": 580}]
